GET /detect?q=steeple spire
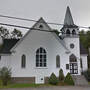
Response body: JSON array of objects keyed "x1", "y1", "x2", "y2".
[{"x1": 64, "y1": 6, "x2": 74, "y2": 25}]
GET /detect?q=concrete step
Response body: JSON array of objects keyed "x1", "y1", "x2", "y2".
[{"x1": 72, "y1": 75, "x2": 89, "y2": 86}]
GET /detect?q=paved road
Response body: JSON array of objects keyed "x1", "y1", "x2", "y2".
[{"x1": 0, "y1": 86, "x2": 90, "y2": 90}]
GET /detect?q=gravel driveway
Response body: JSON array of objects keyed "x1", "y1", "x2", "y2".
[{"x1": 0, "y1": 86, "x2": 90, "y2": 90}]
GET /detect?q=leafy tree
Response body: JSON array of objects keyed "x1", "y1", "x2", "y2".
[
  {"x1": 53, "y1": 29, "x2": 60, "y2": 35},
  {"x1": 0, "y1": 67, "x2": 11, "y2": 86},
  {"x1": 64, "y1": 73, "x2": 74, "y2": 85},
  {"x1": 11, "y1": 28, "x2": 23, "y2": 38},
  {"x1": 0, "y1": 26, "x2": 10, "y2": 39},
  {"x1": 86, "y1": 31, "x2": 90, "y2": 49},
  {"x1": 83, "y1": 69, "x2": 90, "y2": 81},
  {"x1": 79, "y1": 30, "x2": 90, "y2": 68},
  {"x1": 59, "y1": 69, "x2": 64, "y2": 82},
  {"x1": 49, "y1": 73, "x2": 59, "y2": 85}
]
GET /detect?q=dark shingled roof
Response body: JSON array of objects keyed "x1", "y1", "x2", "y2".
[
  {"x1": 0, "y1": 39, "x2": 19, "y2": 54},
  {"x1": 80, "y1": 42, "x2": 87, "y2": 54}
]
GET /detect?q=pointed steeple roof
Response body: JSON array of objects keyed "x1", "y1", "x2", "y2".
[{"x1": 64, "y1": 6, "x2": 74, "y2": 25}]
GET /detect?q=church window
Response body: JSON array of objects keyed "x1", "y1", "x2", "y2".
[
  {"x1": 0, "y1": 56, "x2": 1, "y2": 61},
  {"x1": 80, "y1": 58, "x2": 83, "y2": 68},
  {"x1": 66, "y1": 64, "x2": 69, "y2": 69},
  {"x1": 56, "y1": 55, "x2": 60, "y2": 68},
  {"x1": 70, "y1": 54, "x2": 77, "y2": 62},
  {"x1": 36, "y1": 47, "x2": 47, "y2": 67},
  {"x1": 66, "y1": 29, "x2": 70, "y2": 36},
  {"x1": 39, "y1": 24, "x2": 43, "y2": 29},
  {"x1": 72, "y1": 29, "x2": 76, "y2": 35},
  {"x1": 70, "y1": 43, "x2": 74, "y2": 49},
  {"x1": 21, "y1": 54, "x2": 26, "y2": 68}
]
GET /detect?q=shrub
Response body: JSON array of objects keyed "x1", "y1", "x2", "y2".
[
  {"x1": 64, "y1": 73, "x2": 74, "y2": 85},
  {"x1": 83, "y1": 69, "x2": 90, "y2": 81},
  {"x1": 0, "y1": 67, "x2": 11, "y2": 86},
  {"x1": 59, "y1": 69, "x2": 64, "y2": 82},
  {"x1": 49, "y1": 73, "x2": 59, "y2": 85}
]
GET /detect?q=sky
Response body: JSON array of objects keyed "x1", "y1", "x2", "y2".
[{"x1": 0, "y1": 0, "x2": 90, "y2": 34}]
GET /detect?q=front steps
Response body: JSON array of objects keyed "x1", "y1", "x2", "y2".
[{"x1": 72, "y1": 75, "x2": 89, "y2": 86}]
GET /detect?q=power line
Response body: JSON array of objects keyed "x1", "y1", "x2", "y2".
[
  {"x1": 0, "y1": 14, "x2": 37, "y2": 22},
  {"x1": 0, "y1": 22, "x2": 89, "y2": 36},
  {"x1": 0, "y1": 14, "x2": 90, "y2": 29},
  {"x1": 0, "y1": 22, "x2": 55, "y2": 32}
]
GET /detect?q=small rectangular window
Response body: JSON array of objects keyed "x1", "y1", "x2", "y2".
[
  {"x1": 56, "y1": 55, "x2": 60, "y2": 68},
  {"x1": 66, "y1": 64, "x2": 69, "y2": 69},
  {"x1": 0, "y1": 56, "x2": 1, "y2": 61}
]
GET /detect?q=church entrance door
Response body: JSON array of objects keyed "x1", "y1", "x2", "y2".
[{"x1": 69, "y1": 54, "x2": 78, "y2": 74}]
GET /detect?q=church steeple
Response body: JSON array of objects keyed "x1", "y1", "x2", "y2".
[
  {"x1": 64, "y1": 6, "x2": 74, "y2": 25},
  {"x1": 61, "y1": 6, "x2": 79, "y2": 37}
]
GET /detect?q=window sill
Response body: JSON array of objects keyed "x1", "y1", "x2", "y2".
[
  {"x1": 56, "y1": 67, "x2": 60, "y2": 69},
  {"x1": 35, "y1": 67, "x2": 48, "y2": 69}
]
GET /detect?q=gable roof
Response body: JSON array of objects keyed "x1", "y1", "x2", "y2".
[
  {"x1": 0, "y1": 39, "x2": 19, "y2": 54},
  {"x1": 80, "y1": 42, "x2": 87, "y2": 55},
  {"x1": 10, "y1": 17, "x2": 69, "y2": 52}
]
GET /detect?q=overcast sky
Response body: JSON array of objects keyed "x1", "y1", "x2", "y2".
[{"x1": 0, "y1": 0, "x2": 90, "y2": 33}]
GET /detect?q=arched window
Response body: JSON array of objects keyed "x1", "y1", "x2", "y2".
[
  {"x1": 21, "y1": 54, "x2": 26, "y2": 68},
  {"x1": 56, "y1": 55, "x2": 60, "y2": 68},
  {"x1": 80, "y1": 58, "x2": 83, "y2": 68},
  {"x1": 66, "y1": 29, "x2": 70, "y2": 36},
  {"x1": 36, "y1": 47, "x2": 47, "y2": 67},
  {"x1": 0, "y1": 56, "x2": 1, "y2": 61},
  {"x1": 69, "y1": 54, "x2": 77, "y2": 62},
  {"x1": 72, "y1": 29, "x2": 76, "y2": 35}
]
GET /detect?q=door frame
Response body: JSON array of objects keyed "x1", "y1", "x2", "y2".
[{"x1": 70, "y1": 62, "x2": 78, "y2": 74}]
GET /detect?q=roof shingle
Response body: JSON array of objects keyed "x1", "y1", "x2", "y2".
[{"x1": 0, "y1": 39, "x2": 19, "y2": 54}]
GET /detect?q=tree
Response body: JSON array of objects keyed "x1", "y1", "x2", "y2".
[
  {"x1": 59, "y1": 69, "x2": 64, "y2": 82},
  {"x1": 0, "y1": 26, "x2": 10, "y2": 39},
  {"x1": 11, "y1": 29, "x2": 23, "y2": 38},
  {"x1": 79, "y1": 30, "x2": 90, "y2": 68},
  {"x1": 0, "y1": 67, "x2": 11, "y2": 86},
  {"x1": 53, "y1": 29, "x2": 60, "y2": 35},
  {"x1": 86, "y1": 31, "x2": 90, "y2": 49},
  {"x1": 49, "y1": 73, "x2": 59, "y2": 85},
  {"x1": 64, "y1": 73, "x2": 74, "y2": 85}
]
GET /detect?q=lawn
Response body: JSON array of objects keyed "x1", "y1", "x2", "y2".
[
  {"x1": 0, "y1": 83, "x2": 52, "y2": 88},
  {"x1": 89, "y1": 82, "x2": 90, "y2": 85}
]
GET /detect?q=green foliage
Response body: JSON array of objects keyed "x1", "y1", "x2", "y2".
[
  {"x1": 11, "y1": 28, "x2": 23, "y2": 38},
  {"x1": 80, "y1": 30, "x2": 90, "y2": 49},
  {"x1": 0, "y1": 67, "x2": 11, "y2": 86},
  {"x1": 79, "y1": 30, "x2": 90, "y2": 68},
  {"x1": 49, "y1": 73, "x2": 59, "y2": 85},
  {"x1": 0, "y1": 83, "x2": 48, "y2": 88},
  {"x1": 0, "y1": 26, "x2": 9, "y2": 38},
  {"x1": 59, "y1": 69, "x2": 64, "y2": 82},
  {"x1": 64, "y1": 73, "x2": 74, "y2": 85},
  {"x1": 83, "y1": 69, "x2": 90, "y2": 81},
  {"x1": 53, "y1": 29, "x2": 60, "y2": 35}
]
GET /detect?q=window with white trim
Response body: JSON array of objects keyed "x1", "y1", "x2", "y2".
[
  {"x1": 21, "y1": 54, "x2": 26, "y2": 68},
  {"x1": 36, "y1": 47, "x2": 47, "y2": 67},
  {"x1": 56, "y1": 55, "x2": 60, "y2": 68}
]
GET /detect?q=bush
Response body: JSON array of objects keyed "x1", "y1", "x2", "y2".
[
  {"x1": 64, "y1": 73, "x2": 74, "y2": 85},
  {"x1": 0, "y1": 67, "x2": 11, "y2": 86},
  {"x1": 59, "y1": 69, "x2": 64, "y2": 82},
  {"x1": 49, "y1": 73, "x2": 59, "y2": 85},
  {"x1": 83, "y1": 69, "x2": 90, "y2": 81}
]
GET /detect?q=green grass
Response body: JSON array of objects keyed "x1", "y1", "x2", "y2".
[
  {"x1": 88, "y1": 82, "x2": 90, "y2": 85},
  {"x1": 0, "y1": 83, "x2": 52, "y2": 88}
]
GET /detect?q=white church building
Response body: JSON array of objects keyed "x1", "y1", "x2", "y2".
[{"x1": 0, "y1": 7, "x2": 88, "y2": 84}]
